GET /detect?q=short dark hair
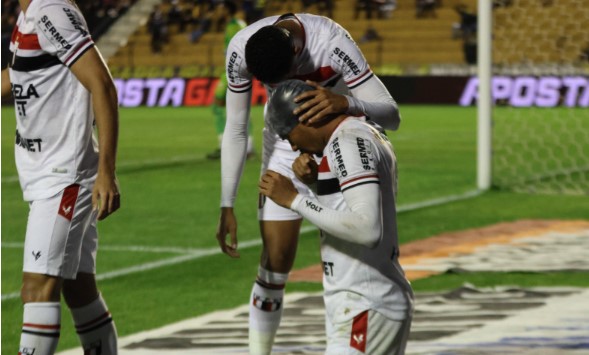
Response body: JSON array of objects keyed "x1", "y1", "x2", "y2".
[{"x1": 245, "y1": 26, "x2": 295, "y2": 84}]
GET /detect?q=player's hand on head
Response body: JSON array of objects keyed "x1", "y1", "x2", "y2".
[
  {"x1": 259, "y1": 170, "x2": 298, "y2": 209},
  {"x1": 293, "y1": 80, "x2": 349, "y2": 125},
  {"x1": 293, "y1": 153, "x2": 318, "y2": 185},
  {"x1": 217, "y1": 207, "x2": 240, "y2": 258},
  {"x1": 92, "y1": 173, "x2": 121, "y2": 220}
]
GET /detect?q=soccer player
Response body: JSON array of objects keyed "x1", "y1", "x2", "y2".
[
  {"x1": 215, "y1": 12, "x2": 401, "y2": 354},
  {"x1": 259, "y1": 79, "x2": 414, "y2": 354},
  {"x1": 207, "y1": 0, "x2": 254, "y2": 160},
  {"x1": 2, "y1": 0, "x2": 120, "y2": 353}
]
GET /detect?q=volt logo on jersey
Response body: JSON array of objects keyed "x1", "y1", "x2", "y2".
[
  {"x1": 62, "y1": 7, "x2": 89, "y2": 37},
  {"x1": 18, "y1": 346, "x2": 36, "y2": 355},
  {"x1": 305, "y1": 200, "x2": 323, "y2": 213}
]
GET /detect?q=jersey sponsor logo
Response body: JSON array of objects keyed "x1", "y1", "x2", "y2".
[
  {"x1": 356, "y1": 138, "x2": 374, "y2": 171},
  {"x1": 305, "y1": 200, "x2": 323, "y2": 213},
  {"x1": 15, "y1": 130, "x2": 43, "y2": 152},
  {"x1": 39, "y1": 15, "x2": 72, "y2": 50},
  {"x1": 227, "y1": 51, "x2": 242, "y2": 84},
  {"x1": 332, "y1": 47, "x2": 361, "y2": 76},
  {"x1": 12, "y1": 83, "x2": 39, "y2": 116},
  {"x1": 62, "y1": 7, "x2": 88, "y2": 37},
  {"x1": 323, "y1": 261, "x2": 334, "y2": 276},
  {"x1": 329, "y1": 137, "x2": 347, "y2": 177}
]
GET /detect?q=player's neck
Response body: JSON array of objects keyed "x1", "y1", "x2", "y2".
[{"x1": 276, "y1": 20, "x2": 303, "y2": 53}]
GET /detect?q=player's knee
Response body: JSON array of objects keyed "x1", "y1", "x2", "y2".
[
  {"x1": 62, "y1": 273, "x2": 99, "y2": 308},
  {"x1": 21, "y1": 273, "x2": 62, "y2": 303}
]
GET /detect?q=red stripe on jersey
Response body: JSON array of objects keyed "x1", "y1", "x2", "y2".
[
  {"x1": 65, "y1": 38, "x2": 93, "y2": 64},
  {"x1": 15, "y1": 31, "x2": 41, "y2": 50},
  {"x1": 345, "y1": 68, "x2": 371, "y2": 86},
  {"x1": 318, "y1": 157, "x2": 330, "y2": 173},
  {"x1": 229, "y1": 81, "x2": 251, "y2": 89},
  {"x1": 58, "y1": 185, "x2": 80, "y2": 221},
  {"x1": 11, "y1": 25, "x2": 19, "y2": 43},
  {"x1": 340, "y1": 174, "x2": 379, "y2": 188},
  {"x1": 23, "y1": 323, "x2": 61, "y2": 330},
  {"x1": 350, "y1": 310, "x2": 368, "y2": 353},
  {"x1": 294, "y1": 66, "x2": 337, "y2": 83}
]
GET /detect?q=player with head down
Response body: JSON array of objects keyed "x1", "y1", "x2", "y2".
[
  {"x1": 215, "y1": 13, "x2": 401, "y2": 354},
  {"x1": 259, "y1": 79, "x2": 414, "y2": 354}
]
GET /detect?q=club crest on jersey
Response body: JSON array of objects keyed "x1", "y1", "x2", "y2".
[
  {"x1": 356, "y1": 138, "x2": 374, "y2": 171},
  {"x1": 329, "y1": 137, "x2": 347, "y2": 177},
  {"x1": 331, "y1": 48, "x2": 360, "y2": 76}
]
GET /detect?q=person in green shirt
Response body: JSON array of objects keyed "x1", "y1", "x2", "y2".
[{"x1": 207, "y1": 0, "x2": 254, "y2": 160}]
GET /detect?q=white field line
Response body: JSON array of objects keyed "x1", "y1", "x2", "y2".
[
  {"x1": 0, "y1": 226, "x2": 318, "y2": 302},
  {"x1": 0, "y1": 190, "x2": 481, "y2": 302},
  {"x1": 2, "y1": 154, "x2": 201, "y2": 184}
]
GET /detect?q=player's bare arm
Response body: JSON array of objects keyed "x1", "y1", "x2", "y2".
[
  {"x1": 292, "y1": 153, "x2": 318, "y2": 185},
  {"x1": 259, "y1": 170, "x2": 298, "y2": 208},
  {"x1": 216, "y1": 207, "x2": 240, "y2": 258},
  {"x1": 70, "y1": 47, "x2": 120, "y2": 220},
  {"x1": 1, "y1": 69, "x2": 11, "y2": 97},
  {"x1": 293, "y1": 80, "x2": 349, "y2": 124}
]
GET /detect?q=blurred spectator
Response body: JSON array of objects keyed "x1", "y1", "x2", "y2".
[
  {"x1": 493, "y1": 0, "x2": 513, "y2": 8},
  {"x1": 190, "y1": 3, "x2": 215, "y2": 43},
  {"x1": 416, "y1": 0, "x2": 437, "y2": 18},
  {"x1": 302, "y1": 0, "x2": 334, "y2": 18},
  {"x1": 148, "y1": 4, "x2": 169, "y2": 53},
  {"x1": 453, "y1": 4, "x2": 477, "y2": 64},
  {"x1": 243, "y1": 0, "x2": 265, "y2": 25},
  {"x1": 379, "y1": 0, "x2": 397, "y2": 19},
  {"x1": 359, "y1": 26, "x2": 382, "y2": 44},
  {"x1": 355, "y1": 0, "x2": 380, "y2": 19}
]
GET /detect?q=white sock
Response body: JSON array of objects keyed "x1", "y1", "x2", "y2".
[
  {"x1": 249, "y1": 267, "x2": 289, "y2": 355},
  {"x1": 70, "y1": 294, "x2": 118, "y2": 355},
  {"x1": 19, "y1": 302, "x2": 61, "y2": 355}
]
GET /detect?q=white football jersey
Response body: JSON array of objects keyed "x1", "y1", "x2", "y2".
[
  {"x1": 316, "y1": 119, "x2": 413, "y2": 322},
  {"x1": 226, "y1": 13, "x2": 373, "y2": 134},
  {"x1": 8, "y1": 0, "x2": 98, "y2": 201}
]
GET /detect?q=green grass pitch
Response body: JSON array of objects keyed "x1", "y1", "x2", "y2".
[{"x1": 2, "y1": 105, "x2": 589, "y2": 353}]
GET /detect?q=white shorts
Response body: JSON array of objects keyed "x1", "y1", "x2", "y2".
[
  {"x1": 325, "y1": 309, "x2": 412, "y2": 355},
  {"x1": 258, "y1": 128, "x2": 314, "y2": 221},
  {"x1": 23, "y1": 184, "x2": 98, "y2": 279}
]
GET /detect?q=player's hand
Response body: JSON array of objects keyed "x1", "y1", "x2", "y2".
[
  {"x1": 259, "y1": 170, "x2": 298, "y2": 209},
  {"x1": 92, "y1": 173, "x2": 120, "y2": 220},
  {"x1": 293, "y1": 153, "x2": 318, "y2": 185},
  {"x1": 293, "y1": 80, "x2": 348, "y2": 124},
  {"x1": 216, "y1": 207, "x2": 240, "y2": 258}
]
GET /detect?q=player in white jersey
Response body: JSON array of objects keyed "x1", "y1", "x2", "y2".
[
  {"x1": 259, "y1": 80, "x2": 414, "y2": 354},
  {"x1": 215, "y1": 13, "x2": 402, "y2": 353},
  {"x1": 1, "y1": 0, "x2": 120, "y2": 354}
]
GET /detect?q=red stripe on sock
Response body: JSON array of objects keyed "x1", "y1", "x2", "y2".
[
  {"x1": 75, "y1": 311, "x2": 111, "y2": 330},
  {"x1": 22, "y1": 323, "x2": 60, "y2": 330}
]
